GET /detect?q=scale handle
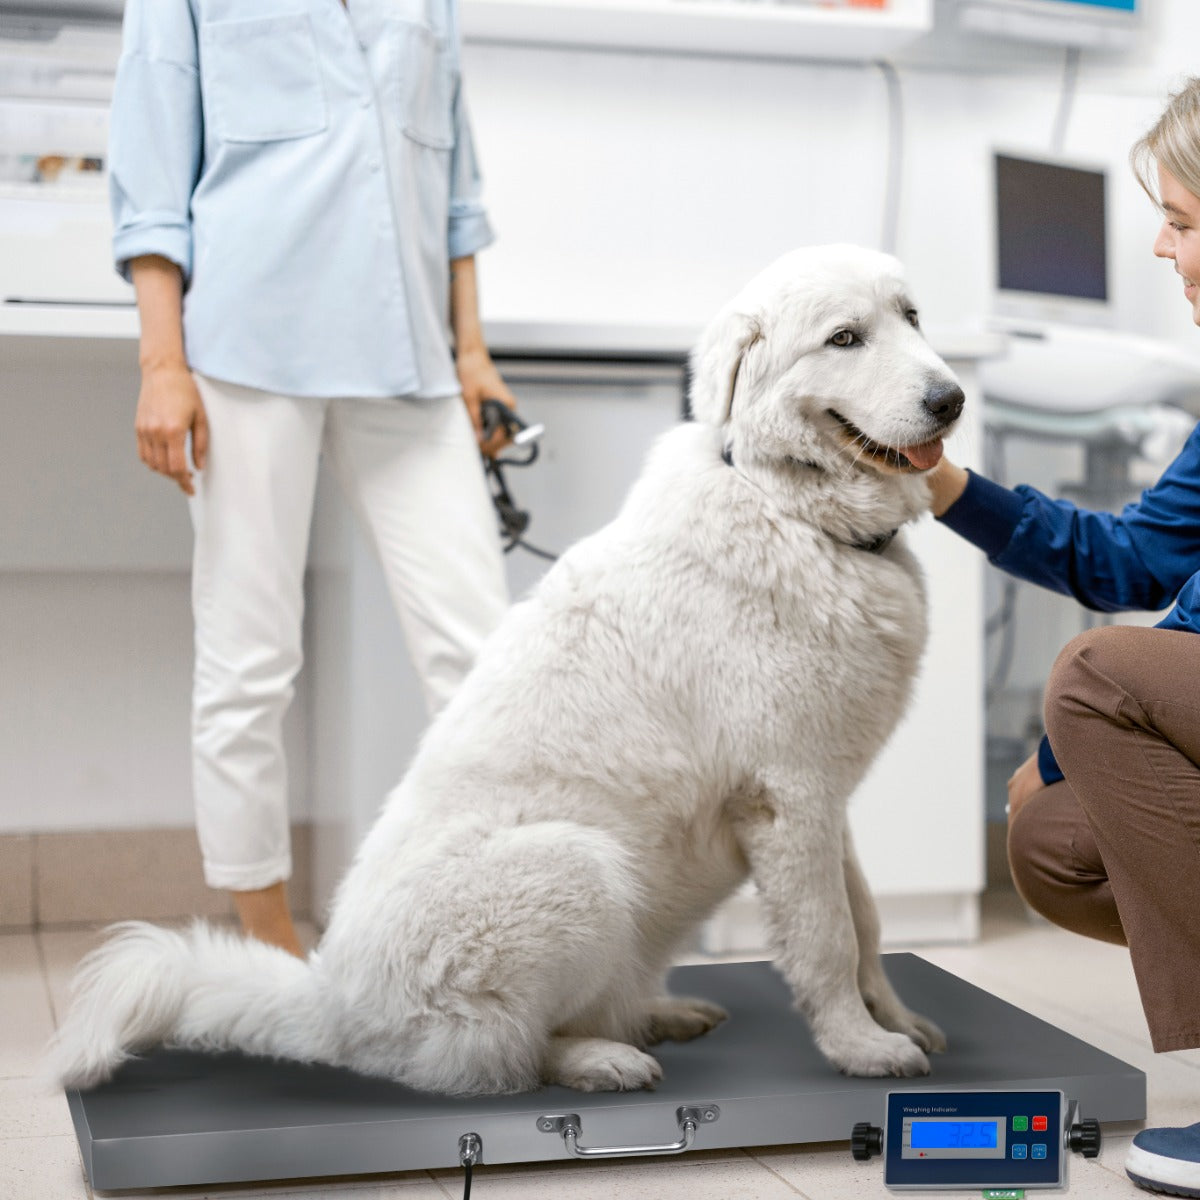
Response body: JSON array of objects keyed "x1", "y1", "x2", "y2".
[{"x1": 537, "y1": 1105, "x2": 720, "y2": 1159}]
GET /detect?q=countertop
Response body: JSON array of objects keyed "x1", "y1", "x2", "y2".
[{"x1": 0, "y1": 301, "x2": 1008, "y2": 363}]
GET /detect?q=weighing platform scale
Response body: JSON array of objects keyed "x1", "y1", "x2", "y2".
[{"x1": 67, "y1": 954, "x2": 1145, "y2": 1193}]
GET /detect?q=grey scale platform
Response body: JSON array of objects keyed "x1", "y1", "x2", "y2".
[{"x1": 67, "y1": 954, "x2": 1146, "y2": 1192}]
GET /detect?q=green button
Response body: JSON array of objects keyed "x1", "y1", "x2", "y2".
[
  {"x1": 1012, "y1": 1116, "x2": 1029, "y2": 1132},
  {"x1": 983, "y1": 1190, "x2": 1025, "y2": 1199}
]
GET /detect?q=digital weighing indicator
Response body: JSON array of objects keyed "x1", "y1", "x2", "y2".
[{"x1": 852, "y1": 1088, "x2": 1102, "y2": 1191}]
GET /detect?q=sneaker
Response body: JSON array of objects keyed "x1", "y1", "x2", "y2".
[{"x1": 1127, "y1": 1123, "x2": 1200, "y2": 1197}]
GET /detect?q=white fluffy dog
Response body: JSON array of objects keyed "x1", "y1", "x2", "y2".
[{"x1": 48, "y1": 244, "x2": 962, "y2": 1096}]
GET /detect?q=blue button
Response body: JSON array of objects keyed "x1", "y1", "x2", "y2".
[
  {"x1": 1012, "y1": 1144, "x2": 1028, "y2": 1159},
  {"x1": 1032, "y1": 1143, "x2": 1048, "y2": 1159}
]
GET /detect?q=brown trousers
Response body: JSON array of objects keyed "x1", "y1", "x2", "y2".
[{"x1": 1009, "y1": 624, "x2": 1200, "y2": 1052}]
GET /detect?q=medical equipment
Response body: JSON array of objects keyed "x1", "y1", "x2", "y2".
[
  {"x1": 480, "y1": 397, "x2": 557, "y2": 561},
  {"x1": 956, "y1": 0, "x2": 1141, "y2": 48},
  {"x1": 991, "y1": 151, "x2": 1109, "y2": 329},
  {"x1": 851, "y1": 1088, "x2": 1101, "y2": 1191},
  {"x1": 66, "y1": 956, "x2": 1144, "y2": 1195}
]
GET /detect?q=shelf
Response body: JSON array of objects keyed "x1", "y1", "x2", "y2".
[{"x1": 460, "y1": 0, "x2": 933, "y2": 61}]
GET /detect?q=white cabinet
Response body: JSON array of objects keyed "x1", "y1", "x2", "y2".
[{"x1": 462, "y1": 0, "x2": 934, "y2": 61}]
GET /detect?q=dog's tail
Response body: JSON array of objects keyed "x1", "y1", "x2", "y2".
[{"x1": 42, "y1": 921, "x2": 332, "y2": 1090}]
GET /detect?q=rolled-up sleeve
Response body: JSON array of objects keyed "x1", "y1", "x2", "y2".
[
  {"x1": 108, "y1": 0, "x2": 203, "y2": 282},
  {"x1": 446, "y1": 75, "x2": 495, "y2": 261}
]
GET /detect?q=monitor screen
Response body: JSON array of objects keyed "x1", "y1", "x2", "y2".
[{"x1": 995, "y1": 153, "x2": 1108, "y2": 306}]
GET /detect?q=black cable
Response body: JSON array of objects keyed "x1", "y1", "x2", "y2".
[
  {"x1": 458, "y1": 1133, "x2": 481, "y2": 1199},
  {"x1": 480, "y1": 398, "x2": 560, "y2": 563}
]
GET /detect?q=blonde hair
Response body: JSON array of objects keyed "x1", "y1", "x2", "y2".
[{"x1": 1131, "y1": 77, "x2": 1200, "y2": 204}]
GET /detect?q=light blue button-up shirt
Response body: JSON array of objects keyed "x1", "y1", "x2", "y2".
[{"x1": 109, "y1": 0, "x2": 495, "y2": 399}]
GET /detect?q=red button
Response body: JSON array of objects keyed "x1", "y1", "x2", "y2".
[{"x1": 1032, "y1": 1116, "x2": 1048, "y2": 1132}]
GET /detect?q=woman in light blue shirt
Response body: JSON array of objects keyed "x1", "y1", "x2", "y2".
[{"x1": 112, "y1": 0, "x2": 512, "y2": 955}]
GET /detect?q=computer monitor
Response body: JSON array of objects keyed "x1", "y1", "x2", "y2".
[
  {"x1": 992, "y1": 151, "x2": 1110, "y2": 328},
  {"x1": 958, "y1": 0, "x2": 1140, "y2": 48}
]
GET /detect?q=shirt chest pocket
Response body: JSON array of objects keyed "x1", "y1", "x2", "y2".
[
  {"x1": 201, "y1": 13, "x2": 328, "y2": 143},
  {"x1": 386, "y1": 19, "x2": 456, "y2": 150}
]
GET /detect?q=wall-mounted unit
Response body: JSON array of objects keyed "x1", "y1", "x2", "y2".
[
  {"x1": 955, "y1": 0, "x2": 1140, "y2": 48},
  {"x1": 461, "y1": 0, "x2": 934, "y2": 62}
]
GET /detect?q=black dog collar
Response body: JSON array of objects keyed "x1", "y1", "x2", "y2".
[{"x1": 721, "y1": 444, "x2": 897, "y2": 555}]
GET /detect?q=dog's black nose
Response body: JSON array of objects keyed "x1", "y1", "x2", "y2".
[{"x1": 923, "y1": 381, "x2": 965, "y2": 424}]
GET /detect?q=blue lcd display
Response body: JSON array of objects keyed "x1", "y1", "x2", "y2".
[
  {"x1": 1057, "y1": 0, "x2": 1136, "y2": 9},
  {"x1": 911, "y1": 1121, "x2": 998, "y2": 1150}
]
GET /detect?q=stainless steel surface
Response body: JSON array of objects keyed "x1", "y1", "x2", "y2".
[{"x1": 66, "y1": 956, "x2": 1146, "y2": 1191}]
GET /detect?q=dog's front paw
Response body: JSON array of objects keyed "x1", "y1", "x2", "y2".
[
  {"x1": 904, "y1": 1011, "x2": 947, "y2": 1055},
  {"x1": 822, "y1": 1028, "x2": 931, "y2": 1078},
  {"x1": 865, "y1": 997, "x2": 947, "y2": 1055},
  {"x1": 544, "y1": 1036, "x2": 664, "y2": 1092},
  {"x1": 644, "y1": 996, "x2": 729, "y2": 1045}
]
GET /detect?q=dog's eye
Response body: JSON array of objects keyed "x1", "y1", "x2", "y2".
[
  {"x1": 828, "y1": 329, "x2": 859, "y2": 348},
  {"x1": 905, "y1": 309, "x2": 920, "y2": 328}
]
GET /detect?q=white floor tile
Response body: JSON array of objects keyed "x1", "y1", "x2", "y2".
[
  {"x1": 0, "y1": 1075, "x2": 75, "y2": 1138},
  {"x1": 751, "y1": 1139, "x2": 1139, "y2": 1198},
  {"x1": 433, "y1": 1153, "x2": 802, "y2": 1198},
  {"x1": 0, "y1": 933, "x2": 55, "y2": 1078},
  {"x1": 37, "y1": 927, "x2": 106, "y2": 1030},
  {"x1": 0, "y1": 1134, "x2": 90, "y2": 1200}
]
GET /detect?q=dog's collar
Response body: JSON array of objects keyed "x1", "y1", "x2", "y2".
[
  {"x1": 721, "y1": 444, "x2": 897, "y2": 555},
  {"x1": 851, "y1": 528, "x2": 899, "y2": 554}
]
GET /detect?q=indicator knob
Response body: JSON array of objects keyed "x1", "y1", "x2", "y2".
[
  {"x1": 1068, "y1": 1118, "x2": 1102, "y2": 1158},
  {"x1": 851, "y1": 1122, "x2": 884, "y2": 1161}
]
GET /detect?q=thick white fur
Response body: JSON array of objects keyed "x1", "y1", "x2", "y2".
[{"x1": 46, "y1": 244, "x2": 959, "y2": 1095}]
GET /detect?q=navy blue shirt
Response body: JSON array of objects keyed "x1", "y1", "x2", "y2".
[{"x1": 939, "y1": 423, "x2": 1200, "y2": 782}]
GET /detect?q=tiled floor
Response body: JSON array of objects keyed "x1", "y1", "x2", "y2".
[{"x1": 1, "y1": 890, "x2": 1191, "y2": 1199}]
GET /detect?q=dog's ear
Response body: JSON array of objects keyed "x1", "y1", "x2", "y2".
[{"x1": 687, "y1": 311, "x2": 764, "y2": 427}]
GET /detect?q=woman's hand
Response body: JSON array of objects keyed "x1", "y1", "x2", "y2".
[
  {"x1": 926, "y1": 457, "x2": 970, "y2": 517},
  {"x1": 1006, "y1": 751, "x2": 1044, "y2": 824},
  {"x1": 135, "y1": 361, "x2": 208, "y2": 495},
  {"x1": 456, "y1": 344, "x2": 518, "y2": 458}
]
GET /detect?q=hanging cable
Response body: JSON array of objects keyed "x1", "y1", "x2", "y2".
[
  {"x1": 875, "y1": 59, "x2": 904, "y2": 257},
  {"x1": 1050, "y1": 45, "x2": 1081, "y2": 156}
]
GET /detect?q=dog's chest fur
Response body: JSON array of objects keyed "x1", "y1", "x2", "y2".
[{"x1": 615, "y1": 426, "x2": 931, "y2": 760}]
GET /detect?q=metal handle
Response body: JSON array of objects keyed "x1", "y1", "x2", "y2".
[{"x1": 537, "y1": 1105, "x2": 720, "y2": 1159}]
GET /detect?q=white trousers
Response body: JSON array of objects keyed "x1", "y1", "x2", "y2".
[{"x1": 189, "y1": 374, "x2": 508, "y2": 891}]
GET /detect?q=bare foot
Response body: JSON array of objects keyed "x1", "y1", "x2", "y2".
[{"x1": 231, "y1": 882, "x2": 305, "y2": 958}]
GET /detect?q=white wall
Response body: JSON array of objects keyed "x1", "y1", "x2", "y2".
[
  {"x1": 464, "y1": 0, "x2": 1200, "y2": 353},
  {"x1": 6, "y1": 0, "x2": 1200, "y2": 835}
]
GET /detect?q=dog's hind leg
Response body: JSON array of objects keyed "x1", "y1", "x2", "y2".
[
  {"x1": 844, "y1": 830, "x2": 947, "y2": 1054},
  {"x1": 543, "y1": 1035, "x2": 663, "y2": 1092},
  {"x1": 374, "y1": 820, "x2": 656, "y2": 1096},
  {"x1": 641, "y1": 996, "x2": 728, "y2": 1045}
]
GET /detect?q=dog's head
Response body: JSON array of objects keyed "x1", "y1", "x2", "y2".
[{"x1": 689, "y1": 245, "x2": 963, "y2": 480}]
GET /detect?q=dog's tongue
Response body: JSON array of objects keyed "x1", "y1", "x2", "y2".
[{"x1": 900, "y1": 438, "x2": 944, "y2": 471}]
